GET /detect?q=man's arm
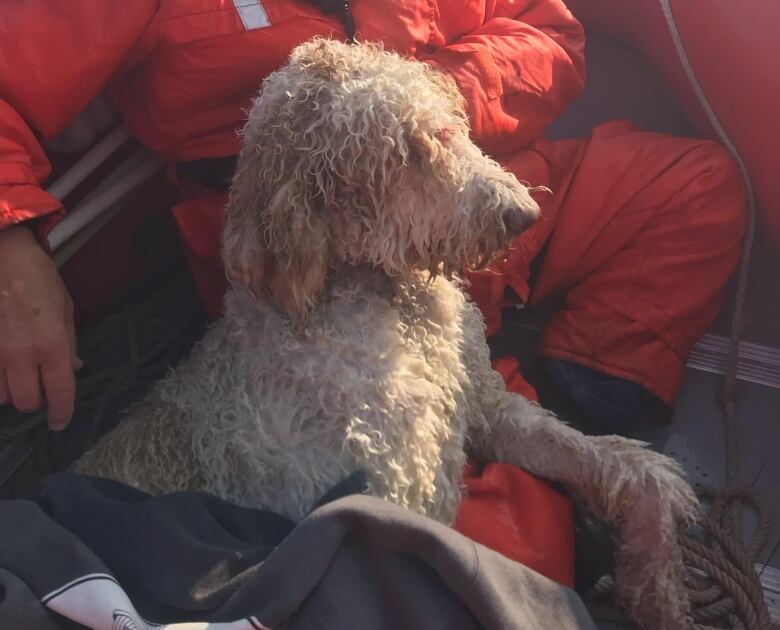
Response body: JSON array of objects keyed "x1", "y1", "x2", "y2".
[{"x1": 0, "y1": 1, "x2": 157, "y2": 427}]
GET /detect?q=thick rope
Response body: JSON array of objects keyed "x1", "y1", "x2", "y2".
[{"x1": 684, "y1": 489, "x2": 772, "y2": 629}]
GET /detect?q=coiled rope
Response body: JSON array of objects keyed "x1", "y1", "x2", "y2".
[{"x1": 682, "y1": 489, "x2": 772, "y2": 629}]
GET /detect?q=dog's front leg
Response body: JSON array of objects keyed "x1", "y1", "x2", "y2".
[{"x1": 468, "y1": 386, "x2": 697, "y2": 630}]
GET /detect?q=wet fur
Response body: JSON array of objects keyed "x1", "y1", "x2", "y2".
[{"x1": 77, "y1": 39, "x2": 698, "y2": 630}]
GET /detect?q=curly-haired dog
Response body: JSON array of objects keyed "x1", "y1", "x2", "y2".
[{"x1": 77, "y1": 39, "x2": 698, "y2": 630}]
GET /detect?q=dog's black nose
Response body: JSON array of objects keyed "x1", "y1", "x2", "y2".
[{"x1": 502, "y1": 206, "x2": 533, "y2": 236}]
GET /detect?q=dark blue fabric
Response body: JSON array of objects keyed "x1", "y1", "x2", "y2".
[{"x1": 543, "y1": 358, "x2": 671, "y2": 438}]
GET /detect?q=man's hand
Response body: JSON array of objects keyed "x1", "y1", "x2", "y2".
[{"x1": 0, "y1": 226, "x2": 80, "y2": 430}]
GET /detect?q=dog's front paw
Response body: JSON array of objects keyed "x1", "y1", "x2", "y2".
[
  {"x1": 593, "y1": 436, "x2": 699, "y2": 525},
  {"x1": 592, "y1": 437, "x2": 698, "y2": 629}
]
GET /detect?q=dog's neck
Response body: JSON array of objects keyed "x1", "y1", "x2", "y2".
[
  {"x1": 323, "y1": 262, "x2": 438, "y2": 297},
  {"x1": 224, "y1": 263, "x2": 443, "y2": 329}
]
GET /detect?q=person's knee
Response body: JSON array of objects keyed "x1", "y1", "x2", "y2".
[
  {"x1": 687, "y1": 140, "x2": 737, "y2": 179},
  {"x1": 685, "y1": 141, "x2": 747, "y2": 232},
  {"x1": 542, "y1": 358, "x2": 671, "y2": 423}
]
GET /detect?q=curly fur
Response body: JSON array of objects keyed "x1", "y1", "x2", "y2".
[{"x1": 77, "y1": 39, "x2": 698, "y2": 630}]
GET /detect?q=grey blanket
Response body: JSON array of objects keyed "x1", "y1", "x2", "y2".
[{"x1": 0, "y1": 472, "x2": 595, "y2": 629}]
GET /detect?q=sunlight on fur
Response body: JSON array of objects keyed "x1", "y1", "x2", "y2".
[{"x1": 76, "y1": 39, "x2": 698, "y2": 630}]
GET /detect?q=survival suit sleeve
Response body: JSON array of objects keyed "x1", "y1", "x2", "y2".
[{"x1": 0, "y1": 1, "x2": 158, "y2": 243}]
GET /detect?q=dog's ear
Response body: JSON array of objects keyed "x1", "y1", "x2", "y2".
[
  {"x1": 261, "y1": 180, "x2": 330, "y2": 331},
  {"x1": 222, "y1": 149, "x2": 269, "y2": 302},
  {"x1": 266, "y1": 247, "x2": 329, "y2": 333},
  {"x1": 223, "y1": 153, "x2": 330, "y2": 331},
  {"x1": 225, "y1": 44, "x2": 379, "y2": 329}
]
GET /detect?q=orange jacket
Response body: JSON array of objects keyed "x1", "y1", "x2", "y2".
[{"x1": 0, "y1": 0, "x2": 585, "y2": 238}]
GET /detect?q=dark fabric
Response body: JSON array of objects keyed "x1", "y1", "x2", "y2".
[
  {"x1": 177, "y1": 156, "x2": 237, "y2": 192},
  {"x1": 300, "y1": 0, "x2": 358, "y2": 41},
  {"x1": 543, "y1": 358, "x2": 673, "y2": 438},
  {"x1": 0, "y1": 568, "x2": 61, "y2": 630},
  {"x1": 0, "y1": 472, "x2": 595, "y2": 630}
]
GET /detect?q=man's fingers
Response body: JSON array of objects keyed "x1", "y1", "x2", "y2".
[
  {"x1": 6, "y1": 362, "x2": 42, "y2": 414},
  {"x1": 40, "y1": 355, "x2": 76, "y2": 431},
  {"x1": 0, "y1": 370, "x2": 9, "y2": 405}
]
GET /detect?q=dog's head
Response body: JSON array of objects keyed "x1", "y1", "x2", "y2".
[{"x1": 224, "y1": 38, "x2": 540, "y2": 327}]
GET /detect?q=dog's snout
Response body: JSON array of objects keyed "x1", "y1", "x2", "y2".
[{"x1": 501, "y1": 205, "x2": 534, "y2": 236}]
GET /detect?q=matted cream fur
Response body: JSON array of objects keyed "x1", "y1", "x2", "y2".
[{"x1": 77, "y1": 39, "x2": 698, "y2": 630}]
